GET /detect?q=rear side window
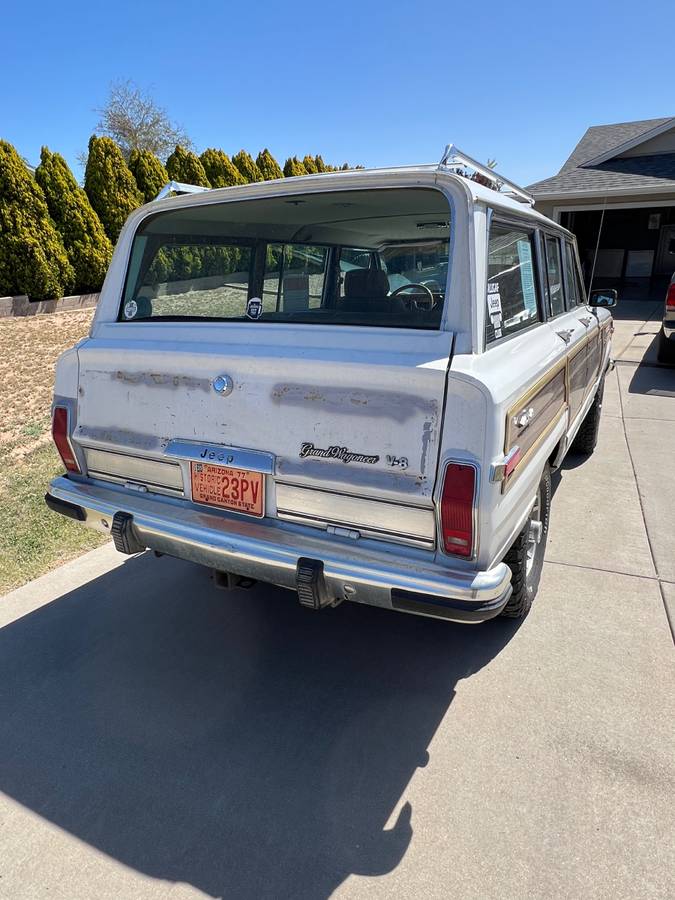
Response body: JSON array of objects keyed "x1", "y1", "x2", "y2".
[
  {"x1": 486, "y1": 223, "x2": 540, "y2": 344},
  {"x1": 563, "y1": 241, "x2": 581, "y2": 308},
  {"x1": 544, "y1": 236, "x2": 566, "y2": 317}
]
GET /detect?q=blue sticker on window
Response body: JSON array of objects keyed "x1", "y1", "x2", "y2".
[{"x1": 516, "y1": 240, "x2": 537, "y2": 316}]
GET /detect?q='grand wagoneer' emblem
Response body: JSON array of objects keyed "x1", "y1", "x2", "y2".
[{"x1": 299, "y1": 443, "x2": 380, "y2": 465}]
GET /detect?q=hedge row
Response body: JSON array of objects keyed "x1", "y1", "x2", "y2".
[{"x1": 0, "y1": 138, "x2": 358, "y2": 300}]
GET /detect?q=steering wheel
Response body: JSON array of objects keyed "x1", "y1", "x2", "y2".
[{"x1": 390, "y1": 282, "x2": 435, "y2": 311}]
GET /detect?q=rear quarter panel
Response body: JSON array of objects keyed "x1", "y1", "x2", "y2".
[{"x1": 438, "y1": 322, "x2": 567, "y2": 572}]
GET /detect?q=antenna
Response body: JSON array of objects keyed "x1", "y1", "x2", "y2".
[{"x1": 438, "y1": 144, "x2": 534, "y2": 205}]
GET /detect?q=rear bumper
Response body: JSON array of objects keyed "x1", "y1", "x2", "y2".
[{"x1": 46, "y1": 476, "x2": 512, "y2": 623}]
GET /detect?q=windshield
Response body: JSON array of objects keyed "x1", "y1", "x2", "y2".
[{"x1": 120, "y1": 188, "x2": 450, "y2": 329}]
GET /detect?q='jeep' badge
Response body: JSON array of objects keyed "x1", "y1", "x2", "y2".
[{"x1": 246, "y1": 297, "x2": 263, "y2": 320}]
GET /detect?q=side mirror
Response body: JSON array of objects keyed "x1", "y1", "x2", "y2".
[{"x1": 589, "y1": 288, "x2": 618, "y2": 309}]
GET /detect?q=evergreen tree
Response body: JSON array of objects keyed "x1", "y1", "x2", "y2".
[
  {"x1": 283, "y1": 156, "x2": 308, "y2": 178},
  {"x1": 84, "y1": 135, "x2": 143, "y2": 242},
  {"x1": 232, "y1": 150, "x2": 263, "y2": 183},
  {"x1": 200, "y1": 148, "x2": 246, "y2": 188},
  {"x1": 256, "y1": 148, "x2": 284, "y2": 181},
  {"x1": 302, "y1": 155, "x2": 318, "y2": 175},
  {"x1": 165, "y1": 145, "x2": 210, "y2": 187},
  {"x1": 314, "y1": 154, "x2": 327, "y2": 173},
  {"x1": 0, "y1": 140, "x2": 74, "y2": 299},
  {"x1": 35, "y1": 147, "x2": 112, "y2": 294},
  {"x1": 128, "y1": 148, "x2": 169, "y2": 202}
]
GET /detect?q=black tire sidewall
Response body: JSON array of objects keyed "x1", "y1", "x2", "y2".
[{"x1": 525, "y1": 465, "x2": 551, "y2": 599}]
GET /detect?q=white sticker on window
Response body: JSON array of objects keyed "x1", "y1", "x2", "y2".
[
  {"x1": 124, "y1": 300, "x2": 138, "y2": 319},
  {"x1": 487, "y1": 288, "x2": 502, "y2": 317}
]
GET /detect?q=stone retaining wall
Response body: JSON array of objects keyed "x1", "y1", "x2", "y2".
[{"x1": 0, "y1": 293, "x2": 99, "y2": 318}]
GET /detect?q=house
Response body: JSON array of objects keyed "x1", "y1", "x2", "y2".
[{"x1": 528, "y1": 117, "x2": 675, "y2": 292}]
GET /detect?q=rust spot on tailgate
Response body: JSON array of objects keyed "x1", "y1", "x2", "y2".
[
  {"x1": 270, "y1": 384, "x2": 437, "y2": 423},
  {"x1": 419, "y1": 418, "x2": 438, "y2": 476},
  {"x1": 75, "y1": 425, "x2": 167, "y2": 452},
  {"x1": 112, "y1": 371, "x2": 210, "y2": 392}
]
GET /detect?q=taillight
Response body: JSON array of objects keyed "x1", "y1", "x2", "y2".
[
  {"x1": 51, "y1": 406, "x2": 80, "y2": 473},
  {"x1": 440, "y1": 462, "x2": 476, "y2": 557},
  {"x1": 666, "y1": 283, "x2": 675, "y2": 309}
]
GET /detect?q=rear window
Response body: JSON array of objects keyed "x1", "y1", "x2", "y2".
[{"x1": 119, "y1": 188, "x2": 451, "y2": 329}]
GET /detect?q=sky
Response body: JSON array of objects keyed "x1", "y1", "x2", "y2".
[{"x1": 3, "y1": 0, "x2": 674, "y2": 187}]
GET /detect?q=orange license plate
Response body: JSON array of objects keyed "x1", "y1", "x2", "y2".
[{"x1": 190, "y1": 463, "x2": 264, "y2": 517}]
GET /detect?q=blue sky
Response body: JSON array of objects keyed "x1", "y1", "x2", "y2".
[{"x1": 3, "y1": 0, "x2": 674, "y2": 186}]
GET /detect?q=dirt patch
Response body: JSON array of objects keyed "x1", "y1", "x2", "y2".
[
  {"x1": 0, "y1": 309, "x2": 95, "y2": 460},
  {"x1": 0, "y1": 309, "x2": 107, "y2": 595}
]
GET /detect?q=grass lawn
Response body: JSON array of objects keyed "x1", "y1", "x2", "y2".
[{"x1": 0, "y1": 309, "x2": 107, "y2": 595}]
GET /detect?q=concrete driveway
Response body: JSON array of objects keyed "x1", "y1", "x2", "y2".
[{"x1": 1, "y1": 303, "x2": 673, "y2": 900}]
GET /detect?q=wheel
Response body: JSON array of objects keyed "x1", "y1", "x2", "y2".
[
  {"x1": 657, "y1": 328, "x2": 675, "y2": 365},
  {"x1": 500, "y1": 465, "x2": 551, "y2": 619},
  {"x1": 569, "y1": 376, "x2": 604, "y2": 456}
]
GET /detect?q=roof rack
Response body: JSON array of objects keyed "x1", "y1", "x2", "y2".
[
  {"x1": 438, "y1": 144, "x2": 534, "y2": 206},
  {"x1": 154, "y1": 181, "x2": 211, "y2": 201}
]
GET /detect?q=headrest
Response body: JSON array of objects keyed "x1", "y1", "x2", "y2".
[{"x1": 343, "y1": 268, "x2": 389, "y2": 300}]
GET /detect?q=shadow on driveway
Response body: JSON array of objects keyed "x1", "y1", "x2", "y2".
[
  {"x1": 0, "y1": 553, "x2": 519, "y2": 899},
  {"x1": 625, "y1": 336, "x2": 675, "y2": 395}
]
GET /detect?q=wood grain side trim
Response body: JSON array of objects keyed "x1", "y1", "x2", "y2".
[{"x1": 503, "y1": 362, "x2": 567, "y2": 491}]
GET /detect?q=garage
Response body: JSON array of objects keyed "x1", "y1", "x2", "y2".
[{"x1": 529, "y1": 117, "x2": 675, "y2": 298}]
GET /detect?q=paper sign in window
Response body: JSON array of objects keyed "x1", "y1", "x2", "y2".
[{"x1": 516, "y1": 240, "x2": 537, "y2": 316}]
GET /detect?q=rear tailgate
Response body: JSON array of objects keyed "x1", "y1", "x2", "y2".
[{"x1": 75, "y1": 323, "x2": 452, "y2": 546}]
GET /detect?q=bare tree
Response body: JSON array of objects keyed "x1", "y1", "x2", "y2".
[{"x1": 94, "y1": 80, "x2": 193, "y2": 161}]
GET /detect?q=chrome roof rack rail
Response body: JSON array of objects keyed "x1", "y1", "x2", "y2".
[
  {"x1": 438, "y1": 144, "x2": 534, "y2": 206},
  {"x1": 154, "y1": 181, "x2": 211, "y2": 201}
]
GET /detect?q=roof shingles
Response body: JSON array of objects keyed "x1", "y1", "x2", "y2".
[
  {"x1": 559, "y1": 117, "x2": 673, "y2": 172},
  {"x1": 529, "y1": 117, "x2": 675, "y2": 197},
  {"x1": 529, "y1": 153, "x2": 675, "y2": 196}
]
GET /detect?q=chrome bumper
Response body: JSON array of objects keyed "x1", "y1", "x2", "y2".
[{"x1": 47, "y1": 476, "x2": 512, "y2": 623}]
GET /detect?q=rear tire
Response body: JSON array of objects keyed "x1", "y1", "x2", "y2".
[
  {"x1": 569, "y1": 376, "x2": 604, "y2": 456},
  {"x1": 657, "y1": 328, "x2": 675, "y2": 365},
  {"x1": 500, "y1": 465, "x2": 551, "y2": 619}
]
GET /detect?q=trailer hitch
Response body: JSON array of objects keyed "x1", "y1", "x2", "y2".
[
  {"x1": 296, "y1": 558, "x2": 339, "y2": 609},
  {"x1": 111, "y1": 512, "x2": 146, "y2": 555}
]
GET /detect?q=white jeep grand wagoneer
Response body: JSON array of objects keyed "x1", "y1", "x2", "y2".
[{"x1": 46, "y1": 147, "x2": 616, "y2": 622}]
